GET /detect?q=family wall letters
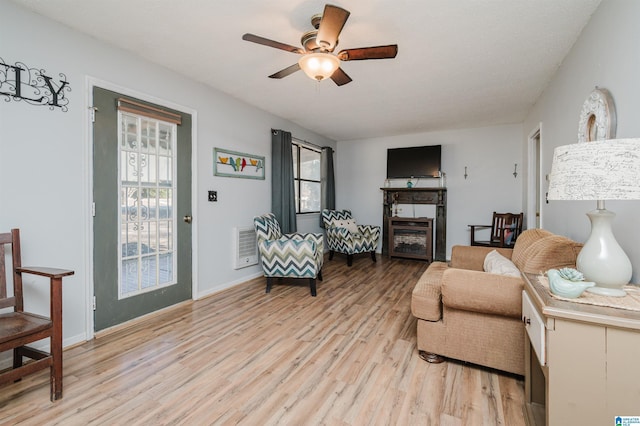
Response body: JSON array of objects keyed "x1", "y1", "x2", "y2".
[{"x1": 0, "y1": 57, "x2": 71, "y2": 111}]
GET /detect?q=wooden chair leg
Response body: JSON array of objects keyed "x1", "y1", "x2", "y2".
[
  {"x1": 317, "y1": 270, "x2": 323, "y2": 281},
  {"x1": 51, "y1": 337, "x2": 63, "y2": 400},
  {"x1": 51, "y1": 276, "x2": 63, "y2": 401},
  {"x1": 347, "y1": 254, "x2": 353, "y2": 267},
  {"x1": 371, "y1": 251, "x2": 377, "y2": 263},
  {"x1": 52, "y1": 363, "x2": 62, "y2": 401},
  {"x1": 265, "y1": 277, "x2": 273, "y2": 293},
  {"x1": 309, "y1": 278, "x2": 317, "y2": 297},
  {"x1": 329, "y1": 250, "x2": 334, "y2": 260},
  {"x1": 12, "y1": 348, "x2": 23, "y2": 384},
  {"x1": 13, "y1": 348, "x2": 23, "y2": 369}
]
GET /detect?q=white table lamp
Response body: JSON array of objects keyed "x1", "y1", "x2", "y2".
[{"x1": 547, "y1": 139, "x2": 640, "y2": 297}]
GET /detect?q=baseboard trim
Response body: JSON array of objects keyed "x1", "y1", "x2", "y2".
[
  {"x1": 94, "y1": 299, "x2": 193, "y2": 339},
  {"x1": 195, "y1": 271, "x2": 263, "y2": 300}
]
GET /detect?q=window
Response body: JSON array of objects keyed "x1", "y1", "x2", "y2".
[
  {"x1": 292, "y1": 141, "x2": 321, "y2": 213},
  {"x1": 119, "y1": 111, "x2": 177, "y2": 298}
]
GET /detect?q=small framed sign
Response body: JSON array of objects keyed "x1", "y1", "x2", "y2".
[{"x1": 214, "y1": 147, "x2": 265, "y2": 180}]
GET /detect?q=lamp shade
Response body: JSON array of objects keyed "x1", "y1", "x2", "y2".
[
  {"x1": 547, "y1": 138, "x2": 640, "y2": 201},
  {"x1": 547, "y1": 138, "x2": 640, "y2": 296},
  {"x1": 298, "y1": 53, "x2": 340, "y2": 82}
]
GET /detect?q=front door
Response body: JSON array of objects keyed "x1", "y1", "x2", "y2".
[{"x1": 93, "y1": 86, "x2": 192, "y2": 331}]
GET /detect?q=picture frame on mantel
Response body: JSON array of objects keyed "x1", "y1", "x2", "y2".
[{"x1": 213, "y1": 147, "x2": 265, "y2": 180}]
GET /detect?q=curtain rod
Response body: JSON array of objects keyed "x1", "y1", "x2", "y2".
[
  {"x1": 293, "y1": 137, "x2": 324, "y2": 150},
  {"x1": 272, "y1": 129, "x2": 332, "y2": 151},
  {"x1": 295, "y1": 137, "x2": 337, "y2": 152}
]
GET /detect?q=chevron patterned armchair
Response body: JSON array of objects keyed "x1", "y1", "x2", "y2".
[
  {"x1": 253, "y1": 213, "x2": 324, "y2": 296},
  {"x1": 322, "y1": 209, "x2": 380, "y2": 267}
]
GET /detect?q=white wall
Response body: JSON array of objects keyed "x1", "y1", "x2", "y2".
[
  {"x1": 336, "y1": 124, "x2": 523, "y2": 258},
  {"x1": 523, "y1": 0, "x2": 640, "y2": 282},
  {"x1": 0, "y1": 1, "x2": 335, "y2": 347}
]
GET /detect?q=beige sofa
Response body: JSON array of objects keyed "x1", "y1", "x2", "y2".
[{"x1": 411, "y1": 229, "x2": 582, "y2": 375}]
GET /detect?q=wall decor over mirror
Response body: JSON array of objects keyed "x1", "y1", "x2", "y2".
[
  {"x1": 577, "y1": 87, "x2": 616, "y2": 143},
  {"x1": 214, "y1": 147, "x2": 265, "y2": 180},
  {"x1": 0, "y1": 57, "x2": 71, "y2": 111}
]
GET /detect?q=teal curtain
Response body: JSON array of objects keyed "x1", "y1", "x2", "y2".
[
  {"x1": 271, "y1": 129, "x2": 297, "y2": 233},
  {"x1": 320, "y1": 146, "x2": 336, "y2": 228}
]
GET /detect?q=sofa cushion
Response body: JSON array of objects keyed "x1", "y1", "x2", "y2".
[
  {"x1": 513, "y1": 234, "x2": 583, "y2": 274},
  {"x1": 484, "y1": 250, "x2": 521, "y2": 277},
  {"x1": 450, "y1": 245, "x2": 513, "y2": 271},
  {"x1": 441, "y1": 268, "x2": 523, "y2": 318},
  {"x1": 411, "y1": 261, "x2": 449, "y2": 321}
]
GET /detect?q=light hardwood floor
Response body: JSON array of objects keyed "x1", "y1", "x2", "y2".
[{"x1": 0, "y1": 255, "x2": 525, "y2": 425}]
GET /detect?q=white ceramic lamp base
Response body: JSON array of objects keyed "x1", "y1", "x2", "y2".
[{"x1": 578, "y1": 208, "x2": 631, "y2": 297}]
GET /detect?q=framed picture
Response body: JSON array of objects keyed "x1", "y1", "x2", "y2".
[{"x1": 214, "y1": 147, "x2": 265, "y2": 180}]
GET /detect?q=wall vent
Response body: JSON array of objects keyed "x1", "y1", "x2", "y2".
[{"x1": 233, "y1": 226, "x2": 258, "y2": 269}]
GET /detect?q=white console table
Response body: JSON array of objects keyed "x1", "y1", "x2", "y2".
[{"x1": 522, "y1": 273, "x2": 640, "y2": 425}]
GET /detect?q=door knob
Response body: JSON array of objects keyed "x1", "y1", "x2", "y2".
[{"x1": 183, "y1": 215, "x2": 192, "y2": 224}]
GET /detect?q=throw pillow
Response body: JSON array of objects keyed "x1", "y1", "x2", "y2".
[
  {"x1": 331, "y1": 218, "x2": 359, "y2": 234},
  {"x1": 484, "y1": 250, "x2": 521, "y2": 277}
]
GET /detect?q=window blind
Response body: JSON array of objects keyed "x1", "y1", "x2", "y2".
[{"x1": 117, "y1": 98, "x2": 182, "y2": 125}]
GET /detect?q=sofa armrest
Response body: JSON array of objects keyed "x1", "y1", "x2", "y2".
[
  {"x1": 411, "y1": 262, "x2": 449, "y2": 321},
  {"x1": 450, "y1": 245, "x2": 514, "y2": 271},
  {"x1": 441, "y1": 268, "x2": 523, "y2": 318}
]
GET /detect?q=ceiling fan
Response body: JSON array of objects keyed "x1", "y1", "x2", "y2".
[{"x1": 242, "y1": 4, "x2": 398, "y2": 86}]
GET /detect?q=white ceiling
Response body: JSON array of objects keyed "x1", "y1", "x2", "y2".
[{"x1": 11, "y1": 0, "x2": 601, "y2": 141}]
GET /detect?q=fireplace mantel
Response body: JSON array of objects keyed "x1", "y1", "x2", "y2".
[{"x1": 381, "y1": 187, "x2": 447, "y2": 261}]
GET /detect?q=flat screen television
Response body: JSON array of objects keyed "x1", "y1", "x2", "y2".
[{"x1": 386, "y1": 145, "x2": 441, "y2": 179}]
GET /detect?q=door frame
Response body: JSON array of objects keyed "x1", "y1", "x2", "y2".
[
  {"x1": 84, "y1": 77, "x2": 199, "y2": 339},
  {"x1": 527, "y1": 123, "x2": 542, "y2": 230}
]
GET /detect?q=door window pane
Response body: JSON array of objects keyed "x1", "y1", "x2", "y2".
[{"x1": 118, "y1": 112, "x2": 178, "y2": 298}]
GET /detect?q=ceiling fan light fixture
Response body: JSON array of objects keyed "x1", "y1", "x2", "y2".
[{"x1": 298, "y1": 52, "x2": 340, "y2": 81}]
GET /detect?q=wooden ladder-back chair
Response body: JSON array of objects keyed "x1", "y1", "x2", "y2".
[
  {"x1": 0, "y1": 229, "x2": 74, "y2": 401},
  {"x1": 469, "y1": 212, "x2": 524, "y2": 248}
]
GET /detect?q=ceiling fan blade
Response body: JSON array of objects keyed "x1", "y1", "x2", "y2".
[
  {"x1": 269, "y1": 63, "x2": 301, "y2": 79},
  {"x1": 242, "y1": 33, "x2": 305, "y2": 54},
  {"x1": 316, "y1": 5, "x2": 350, "y2": 52},
  {"x1": 330, "y1": 67, "x2": 352, "y2": 86},
  {"x1": 337, "y1": 45, "x2": 398, "y2": 61}
]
